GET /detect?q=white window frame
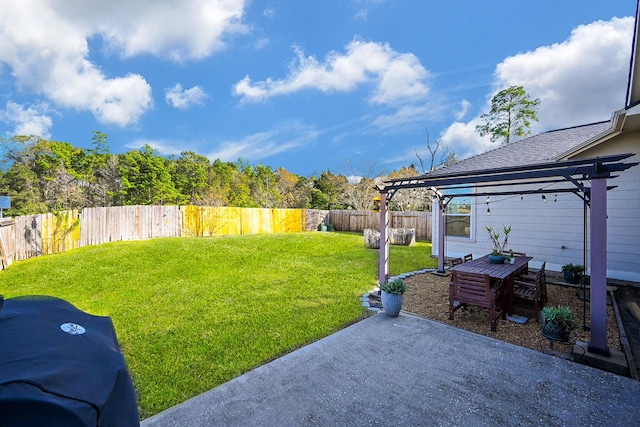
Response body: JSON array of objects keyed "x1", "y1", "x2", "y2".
[{"x1": 443, "y1": 186, "x2": 474, "y2": 241}]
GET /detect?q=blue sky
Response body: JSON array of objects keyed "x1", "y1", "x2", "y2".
[{"x1": 0, "y1": 1, "x2": 636, "y2": 177}]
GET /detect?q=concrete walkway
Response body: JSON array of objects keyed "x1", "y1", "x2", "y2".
[{"x1": 141, "y1": 313, "x2": 640, "y2": 427}]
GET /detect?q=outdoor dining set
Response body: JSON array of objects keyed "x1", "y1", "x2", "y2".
[{"x1": 448, "y1": 253, "x2": 546, "y2": 331}]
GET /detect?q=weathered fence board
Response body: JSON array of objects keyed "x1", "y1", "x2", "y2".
[
  {"x1": 13, "y1": 215, "x2": 42, "y2": 261},
  {"x1": 0, "y1": 206, "x2": 430, "y2": 269},
  {"x1": 10, "y1": 212, "x2": 81, "y2": 261},
  {"x1": 79, "y1": 206, "x2": 180, "y2": 245},
  {"x1": 328, "y1": 210, "x2": 431, "y2": 241},
  {"x1": 0, "y1": 219, "x2": 14, "y2": 267}
]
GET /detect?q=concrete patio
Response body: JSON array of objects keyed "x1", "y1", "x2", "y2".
[{"x1": 142, "y1": 312, "x2": 640, "y2": 426}]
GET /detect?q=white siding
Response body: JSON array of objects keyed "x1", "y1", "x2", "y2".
[
  {"x1": 581, "y1": 132, "x2": 640, "y2": 281},
  {"x1": 434, "y1": 131, "x2": 640, "y2": 281}
]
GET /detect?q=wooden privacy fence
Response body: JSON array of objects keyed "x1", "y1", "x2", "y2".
[
  {"x1": 0, "y1": 206, "x2": 430, "y2": 268},
  {"x1": 7, "y1": 211, "x2": 82, "y2": 264},
  {"x1": 79, "y1": 206, "x2": 181, "y2": 246},
  {"x1": 326, "y1": 210, "x2": 432, "y2": 241}
]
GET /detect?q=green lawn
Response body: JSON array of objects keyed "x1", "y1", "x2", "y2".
[{"x1": 0, "y1": 232, "x2": 436, "y2": 418}]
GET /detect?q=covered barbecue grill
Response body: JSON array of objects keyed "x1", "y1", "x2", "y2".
[{"x1": 0, "y1": 296, "x2": 139, "y2": 426}]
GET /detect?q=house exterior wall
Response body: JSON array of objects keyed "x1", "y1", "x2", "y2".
[
  {"x1": 432, "y1": 131, "x2": 640, "y2": 282},
  {"x1": 576, "y1": 131, "x2": 640, "y2": 281}
]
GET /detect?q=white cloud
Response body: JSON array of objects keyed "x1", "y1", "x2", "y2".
[
  {"x1": 233, "y1": 39, "x2": 430, "y2": 105},
  {"x1": 51, "y1": 0, "x2": 248, "y2": 61},
  {"x1": 134, "y1": 123, "x2": 318, "y2": 163},
  {"x1": 440, "y1": 16, "x2": 633, "y2": 157},
  {"x1": 372, "y1": 103, "x2": 445, "y2": 131},
  {"x1": 207, "y1": 121, "x2": 320, "y2": 162},
  {"x1": 165, "y1": 84, "x2": 208, "y2": 109},
  {"x1": 455, "y1": 99, "x2": 471, "y2": 120},
  {"x1": 127, "y1": 138, "x2": 184, "y2": 156},
  {"x1": 352, "y1": 0, "x2": 389, "y2": 21},
  {"x1": 254, "y1": 38, "x2": 270, "y2": 50},
  {"x1": 0, "y1": 1, "x2": 247, "y2": 127},
  {"x1": 0, "y1": 102, "x2": 53, "y2": 138},
  {"x1": 208, "y1": 131, "x2": 298, "y2": 162},
  {"x1": 440, "y1": 119, "x2": 493, "y2": 159},
  {"x1": 495, "y1": 17, "x2": 633, "y2": 131}
]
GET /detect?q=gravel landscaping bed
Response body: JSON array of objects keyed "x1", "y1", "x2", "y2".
[{"x1": 400, "y1": 271, "x2": 621, "y2": 355}]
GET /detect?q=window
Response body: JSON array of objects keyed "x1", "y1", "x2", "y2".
[{"x1": 444, "y1": 188, "x2": 472, "y2": 238}]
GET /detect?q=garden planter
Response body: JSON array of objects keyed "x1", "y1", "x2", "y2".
[
  {"x1": 563, "y1": 270, "x2": 581, "y2": 284},
  {"x1": 541, "y1": 318, "x2": 571, "y2": 342},
  {"x1": 488, "y1": 254, "x2": 506, "y2": 264},
  {"x1": 381, "y1": 291, "x2": 404, "y2": 317}
]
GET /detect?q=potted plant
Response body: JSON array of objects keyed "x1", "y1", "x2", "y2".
[
  {"x1": 541, "y1": 305, "x2": 578, "y2": 342},
  {"x1": 485, "y1": 225, "x2": 512, "y2": 264},
  {"x1": 561, "y1": 263, "x2": 584, "y2": 284},
  {"x1": 380, "y1": 278, "x2": 406, "y2": 317}
]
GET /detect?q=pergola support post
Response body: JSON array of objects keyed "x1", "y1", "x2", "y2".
[
  {"x1": 378, "y1": 191, "x2": 389, "y2": 286},
  {"x1": 588, "y1": 178, "x2": 610, "y2": 356},
  {"x1": 437, "y1": 197, "x2": 446, "y2": 274}
]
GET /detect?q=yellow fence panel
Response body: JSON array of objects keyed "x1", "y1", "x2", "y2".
[
  {"x1": 37, "y1": 210, "x2": 81, "y2": 255},
  {"x1": 273, "y1": 208, "x2": 305, "y2": 233},
  {"x1": 181, "y1": 205, "x2": 203, "y2": 236},
  {"x1": 180, "y1": 206, "x2": 306, "y2": 237},
  {"x1": 272, "y1": 209, "x2": 285, "y2": 233}
]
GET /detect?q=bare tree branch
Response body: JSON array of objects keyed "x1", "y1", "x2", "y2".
[{"x1": 415, "y1": 128, "x2": 452, "y2": 173}]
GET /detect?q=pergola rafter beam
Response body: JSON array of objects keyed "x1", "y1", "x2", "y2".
[
  {"x1": 383, "y1": 153, "x2": 634, "y2": 186},
  {"x1": 437, "y1": 185, "x2": 617, "y2": 200},
  {"x1": 383, "y1": 165, "x2": 617, "y2": 191},
  {"x1": 381, "y1": 154, "x2": 634, "y2": 192}
]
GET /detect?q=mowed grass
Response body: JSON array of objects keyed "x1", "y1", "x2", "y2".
[{"x1": 0, "y1": 232, "x2": 436, "y2": 418}]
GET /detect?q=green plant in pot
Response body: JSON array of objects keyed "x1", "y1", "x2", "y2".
[
  {"x1": 561, "y1": 263, "x2": 584, "y2": 284},
  {"x1": 380, "y1": 278, "x2": 406, "y2": 317},
  {"x1": 541, "y1": 305, "x2": 578, "y2": 342},
  {"x1": 485, "y1": 225, "x2": 512, "y2": 264}
]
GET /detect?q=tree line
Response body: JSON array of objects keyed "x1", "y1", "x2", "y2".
[
  {"x1": 0, "y1": 85, "x2": 540, "y2": 217},
  {"x1": 0, "y1": 133, "x2": 431, "y2": 216}
]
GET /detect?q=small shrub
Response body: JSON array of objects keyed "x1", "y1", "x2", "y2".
[
  {"x1": 541, "y1": 305, "x2": 578, "y2": 330},
  {"x1": 561, "y1": 263, "x2": 584, "y2": 273},
  {"x1": 380, "y1": 278, "x2": 406, "y2": 295}
]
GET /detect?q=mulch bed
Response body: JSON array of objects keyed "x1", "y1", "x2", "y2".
[{"x1": 399, "y1": 272, "x2": 621, "y2": 355}]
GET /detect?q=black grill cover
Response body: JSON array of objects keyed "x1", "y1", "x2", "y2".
[{"x1": 0, "y1": 296, "x2": 139, "y2": 426}]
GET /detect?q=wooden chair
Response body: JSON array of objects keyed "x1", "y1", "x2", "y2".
[
  {"x1": 504, "y1": 251, "x2": 526, "y2": 257},
  {"x1": 514, "y1": 260, "x2": 545, "y2": 301},
  {"x1": 513, "y1": 262, "x2": 546, "y2": 319},
  {"x1": 449, "y1": 271, "x2": 506, "y2": 332},
  {"x1": 503, "y1": 251, "x2": 527, "y2": 273},
  {"x1": 450, "y1": 257, "x2": 463, "y2": 267},
  {"x1": 463, "y1": 253, "x2": 473, "y2": 263}
]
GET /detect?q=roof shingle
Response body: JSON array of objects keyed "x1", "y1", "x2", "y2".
[{"x1": 426, "y1": 121, "x2": 612, "y2": 177}]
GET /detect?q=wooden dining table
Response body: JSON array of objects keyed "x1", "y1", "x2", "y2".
[{"x1": 451, "y1": 254, "x2": 533, "y2": 315}]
